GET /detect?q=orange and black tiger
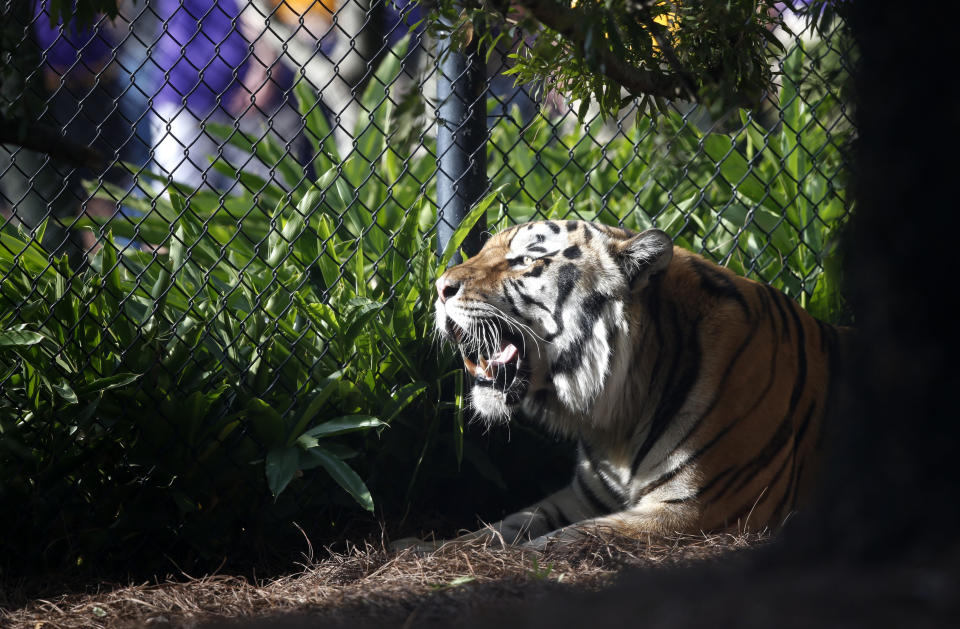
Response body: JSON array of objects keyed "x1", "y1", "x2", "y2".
[{"x1": 433, "y1": 220, "x2": 847, "y2": 547}]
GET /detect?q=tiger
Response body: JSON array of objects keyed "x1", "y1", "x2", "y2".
[{"x1": 429, "y1": 219, "x2": 847, "y2": 549}]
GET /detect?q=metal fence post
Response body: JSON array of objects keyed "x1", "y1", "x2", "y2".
[{"x1": 436, "y1": 26, "x2": 487, "y2": 263}]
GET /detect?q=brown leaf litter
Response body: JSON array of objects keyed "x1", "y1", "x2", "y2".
[{"x1": 1, "y1": 531, "x2": 769, "y2": 628}]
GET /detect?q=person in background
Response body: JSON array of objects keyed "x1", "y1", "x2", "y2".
[
  {"x1": 0, "y1": 0, "x2": 128, "y2": 261},
  {"x1": 148, "y1": 0, "x2": 253, "y2": 190}
]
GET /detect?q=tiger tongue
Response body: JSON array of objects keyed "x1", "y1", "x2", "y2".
[
  {"x1": 478, "y1": 343, "x2": 519, "y2": 379},
  {"x1": 464, "y1": 343, "x2": 519, "y2": 380},
  {"x1": 488, "y1": 343, "x2": 518, "y2": 366}
]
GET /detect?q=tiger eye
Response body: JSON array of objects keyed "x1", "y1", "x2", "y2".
[{"x1": 523, "y1": 256, "x2": 535, "y2": 266}]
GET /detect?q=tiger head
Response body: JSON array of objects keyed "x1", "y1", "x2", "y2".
[{"x1": 435, "y1": 220, "x2": 673, "y2": 428}]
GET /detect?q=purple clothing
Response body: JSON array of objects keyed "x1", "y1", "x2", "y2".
[
  {"x1": 152, "y1": 0, "x2": 249, "y2": 113},
  {"x1": 32, "y1": 0, "x2": 115, "y2": 72},
  {"x1": 385, "y1": 0, "x2": 422, "y2": 47}
]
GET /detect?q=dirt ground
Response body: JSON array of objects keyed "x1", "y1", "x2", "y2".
[
  {"x1": 6, "y1": 530, "x2": 958, "y2": 629},
  {"x1": 0, "y1": 532, "x2": 767, "y2": 628}
]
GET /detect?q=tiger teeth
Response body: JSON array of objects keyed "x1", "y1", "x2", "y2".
[{"x1": 463, "y1": 355, "x2": 496, "y2": 380}]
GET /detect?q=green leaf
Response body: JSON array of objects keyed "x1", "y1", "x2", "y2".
[
  {"x1": 74, "y1": 373, "x2": 140, "y2": 395},
  {"x1": 52, "y1": 381, "x2": 78, "y2": 405},
  {"x1": 702, "y1": 135, "x2": 770, "y2": 207},
  {"x1": 0, "y1": 330, "x2": 45, "y2": 347},
  {"x1": 267, "y1": 199, "x2": 290, "y2": 268},
  {"x1": 438, "y1": 188, "x2": 503, "y2": 269},
  {"x1": 381, "y1": 381, "x2": 428, "y2": 424},
  {"x1": 285, "y1": 371, "x2": 344, "y2": 445},
  {"x1": 374, "y1": 320, "x2": 415, "y2": 374},
  {"x1": 294, "y1": 80, "x2": 341, "y2": 172},
  {"x1": 295, "y1": 295, "x2": 339, "y2": 335},
  {"x1": 246, "y1": 397, "x2": 285, "y2": 447},
  {"x1": 304, "y1": 444, "x2": 374, "y2": 511},
  {"x1": 266, "y1": 446, "x2": 300, "y2": 497},
  {"x1": 99, "y1": 231, "x2": 123, "y2": 297},
  {"x1": 361, "y1": 35, "x2": 409, "y2": 112},
  {"x1": 454, "y1": 369, "x2": 464, "y2": 468},
  {"x1": 302, "y1": 415, "x2": 386, "y2": 439},
  {"x1": 341, "y1": 298, "x2": 384, "y2": 347},
  {"x1": 313, "y1": 213, "x2": 342, "y2": 290},
  {"x1": 0, "y1": 232, "x2": 49, "y2": 273}
]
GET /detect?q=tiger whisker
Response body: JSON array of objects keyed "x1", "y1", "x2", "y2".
[{"x1": 470, "y1": 302, "x2": 549, "y2": 360}]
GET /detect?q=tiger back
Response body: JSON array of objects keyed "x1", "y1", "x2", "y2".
[{"x1": 433, "y1": 219, "x2": 846, "y2": 546}]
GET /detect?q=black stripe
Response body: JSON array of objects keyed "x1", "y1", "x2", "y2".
[
  {"x1": 538, "y1": 502, "x2": 561, "y2": 531},
  {"x1": 693, "y1": 466, "x2": 737, "y2": 499},
  {"x1": 635, "y1": 463, "x2": 686, "y2": 500},
  {"x1": 726, "y1": 439, "x2": 796, "y2": 528},
  {"x1": 657, "y1": 333, "x2": 782, "y2": 499},
  {"x1": 631, "y1": 302, "x2": 702, "y2": 474},
  {"x1": 566, "y1": 221, "x2": 578, "y2": 232},
  {"x1": 523, "y1": 389, "x2": 551, "y2": 421},
  {"x1": 502, "y1": 286, "x2": 517, "y2": 309},
  {"x1": 781, "y1": 400, "x2": 819, "y2": 515},
  {"x1": 769, "y1": 403, "x2": 817, "y2": 523},
  {"x1": 764, "y1": 285, "x2": 791, "y2": 341},
  {"x1": 672, "y1": 315, "x2": 761, "y2": 451},
  {"x1": 575, "y1": 469, "x2": 612, "y2": 516},
  {"x1": 509, "y1": 279, "x2": 551, "y2": 313},
  {"x1": 688, "y1": 257, "x2": 751, "y2": 318},
  {"x1": 545, "y1": 221, "x2": 561, "y2": 234},
  {"x1": 634, "y1": 313, "x2": 760, "y2": 499},
  {"x1": 580, "y1": 441, "x2": 628, "y2": 506},
  {"x1": 552, "y1": 500, "x2": 573, "y2": 528},
  {"x1": 527, "y1": 245, "x2": 547, "y2": 253},
  {"x1": 754, "y1": 284, "x2": 778, "y2": 340},
  {"x1": 704, "y1": 412, "x2": 794, "y2": 507},
  {"x1": 661, "y1": 286, "x2": 774, "y2": 478},
  {"x1": 551, "y1": 292, "x2": 608, "y2": 375},
  {"x1": 730, "y1": 415, "x2": 794, "y2": 495},
  {"x1": 639, "y1": 276, "x2": 666, "y2": 398},
  {"x1": 506, "y1": 227, "x2": 522, "y2": 248},
  {"x1": 543, "y1": 264, "x2": 580, "y2": 342},
  {"x1": 579, "y1": 440, "x2": 603, "y2": 472},
  {"x1": 761, "y1": 438, "x2": 796, "y2": 524},
  {"x1": 784, "y1": 295, "x2": 808, "y2": 420}
]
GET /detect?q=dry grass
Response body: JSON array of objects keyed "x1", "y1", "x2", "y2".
[{"x1": 1, "y1": 531, "x2": 768, "y2": 628}]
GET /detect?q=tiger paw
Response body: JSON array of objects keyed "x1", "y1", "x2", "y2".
[
  {"x1": 388, "y1": 536, "x2": 444, "y2": 554},
  {"x1": 524, "y1": 526, "x2": 584, "y2": 551}
]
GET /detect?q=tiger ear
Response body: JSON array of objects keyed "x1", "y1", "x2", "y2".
[{"x1": 614, "y1": 229, "x2": 673, "y2": 290}]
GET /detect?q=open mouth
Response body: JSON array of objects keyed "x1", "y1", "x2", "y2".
[{"x1": 447, "y1": 320, "x2": 523, "y2": 390}]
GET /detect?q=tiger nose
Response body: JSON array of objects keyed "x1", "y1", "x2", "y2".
[{"x1": 436, "y1": 277, "x2": 460, "y2": 303}]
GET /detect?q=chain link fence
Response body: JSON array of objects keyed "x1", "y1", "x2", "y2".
[{"x1": 0, "y1": 1, "x2": 853, "y2": 576}]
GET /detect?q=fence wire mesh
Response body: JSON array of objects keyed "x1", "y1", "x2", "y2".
[{"x1": 0, "y1": 1, "x2": 853, "y2": 574}]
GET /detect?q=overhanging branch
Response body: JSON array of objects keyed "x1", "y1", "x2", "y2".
[
  {"x1": 0, "y1": 117, "x2": 106, "y2": 169},
  {"x1": 515, "y1": 0, "x2": 696, "y2": 101}
]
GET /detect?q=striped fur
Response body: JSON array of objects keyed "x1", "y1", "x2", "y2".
[{"x1": 434, "y1": 220, "x2": 846, "y2": 547}]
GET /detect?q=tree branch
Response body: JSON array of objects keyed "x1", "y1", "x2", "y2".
[
  {"x1": 515, "y1": 0, "x2": 695, "y2": 101},
  {"x1": 0, "y1": 117, "x2": 106, "y2": 169}
]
